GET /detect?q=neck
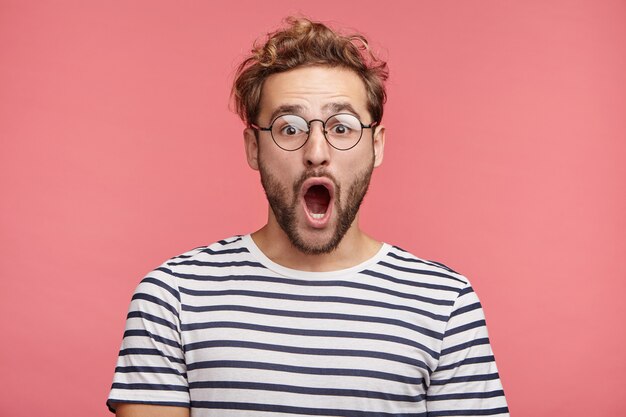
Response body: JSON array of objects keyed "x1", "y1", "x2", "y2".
[{"x1": 251, "y1": 213, "x2": 382, "y2": 272}]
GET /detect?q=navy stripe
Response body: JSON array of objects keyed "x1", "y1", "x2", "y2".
[
  {"x1": 218, "y1": 236, "x2": 242, "y2": 245},
  {"x1": 426, "y1": 406, "x2": 509, "y2": 416},
  {"x1": 199, "y1": 246, "x2": 250, "y2": 255},
  {"x1": 388, "y1": 249, "x2": 458, "y2": 274},
  {"x1": 163, "y1": 245, "x2": 250, "y2": 261},
  {"x1": 441, "y1": 338, "x2": 490, "y2": 356},
  {"x1": 118, "y1": 348, "x2": 184, "y2": 364},
  {"x1": 186, "y1": 360, "x2": 424, "y2": 385},
  {"x1": 180, "y1": 288, "x2": 450, "y2": 319},
  {"x1": 173, "y1": 260, "x2": 265, "y2": 268},
  {"x1": 115, "y1": 366, "x2": 186, "y2": 377},
  {"x1": 426, "y1": 389, "x2": 505, "y2": 401},
  {"x1": 430, "y1": 372, "x2": 501, "y2": 385},
  {"x1": 169, "y1": 251, "x2": 200, "y2": 260},
  {"x1": 182, "y1": 304, "x2": 444, "y2": 337},
  {"x1": 188, "y1": 380, "x2": 424, "y2": 403},
  {"x1": 184, "y1": 340, "x2": 431, "y2": 372},
  {"x1": 132, "y1": 293, "x2": 178, "y2": 317},
  {"x1": 170, "y1": 254, "x2": 193, "y2": 259},
  {"x1": 458, "y1": 286, "x2": 474, "y2": 297},
  {"x1": 444, "y1": 320, "x2": 486, "y2": 337},
  {"x1": 377, "y1": 261, "x2": 465, "y2": 285},
  {"x1": 127, "y1": 311, "x2": 177, "y2": 330},
  {"x1": 170, "y1": 272, "x2": 453, "y2": 307},
  {"x1": 181, "y1": 321, "x2": 440, "y2": 359},
  {"x1": 434, "y1": 355, "x2": 495, "y2": 372},
  {"x1": 112, "y1": 382, "x2": 188, "y2": 392},
  {"x1": 189, "y1": 401, "x2": 427, "y2": 417},
  {"x1": 360, "y1": 269, "x2": 460, "y2": 293},
  {"x1": 140, "y1": 276, "x2": 180, "y2": 302},
  {"x1": 426, "y1": 262, "x2": 458, "y2": 274},
  {"x1": 123, "y1": 329, "x2": 182, "y2": 349},
  {"x1": 450, "y1": 302, "x2": 482, "y2": 319}
]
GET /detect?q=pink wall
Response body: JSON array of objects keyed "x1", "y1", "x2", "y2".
[{"x1": 1, "y1": 1, "x2": 624, "y2": 416}]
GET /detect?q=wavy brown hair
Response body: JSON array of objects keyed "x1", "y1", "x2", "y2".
[{"x1": 232, "y1": 17, "x2": 388, "y2": 127}]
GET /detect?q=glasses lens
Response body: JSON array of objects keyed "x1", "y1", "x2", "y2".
[
  {"x1": 271, "y1": 115, "x2": 309, "y2": 150},
  {"x1": 325, "y1": 114, "x2": 362, "y2": 150}
]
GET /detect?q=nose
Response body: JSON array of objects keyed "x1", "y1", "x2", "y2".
[{"x1": 302, "y1": 120, "x2": 330, "y2": 168}]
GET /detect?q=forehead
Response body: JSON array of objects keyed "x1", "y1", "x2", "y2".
[{"x1": 258, "y1": 66, "x2": 369, "y2": 121}]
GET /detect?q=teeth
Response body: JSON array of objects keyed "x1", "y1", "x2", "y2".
[{"x1": 310, "y1": 213, "x2": 325, "y2": 219}]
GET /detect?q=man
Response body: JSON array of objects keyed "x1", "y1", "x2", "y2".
[{"x1": 107, "y1": 17, "x2": 509, "y2": 417}]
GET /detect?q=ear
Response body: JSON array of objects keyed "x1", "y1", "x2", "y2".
[
  {"x1": 243, "y1": 127, "x2": 259, "y2": 171},
  {"x1": 372, "y1": 125, "x2": 385, "y2": 167}
]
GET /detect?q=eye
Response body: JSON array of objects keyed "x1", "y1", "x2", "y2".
[
  {"x1": 330, "y1": 124, "x2": 351, "y2": 135},
  {"x1": 274, "y1": 115, "x2": 308, "y2": 137},
  {"x1": 327, "y1": 114, "x2": 360, "y2": 138},
  {"x1": 281, "y1": 124, "x2": 303, "y2": 136}
]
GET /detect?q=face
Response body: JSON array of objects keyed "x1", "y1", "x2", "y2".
[{"x1": 244, "y1": 66, "x2": 385, "y2": 254}]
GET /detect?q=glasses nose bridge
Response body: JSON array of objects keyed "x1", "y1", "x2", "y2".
[
  {"x1": 306, "y1": 118, "x2": 327, "y2": 136},
  {"x1": 305, "y1": 118, "x2": 330, "y2": 149}
]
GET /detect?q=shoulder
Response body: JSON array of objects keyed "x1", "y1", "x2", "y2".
[
  {"x1": 164, "y1": 235, "x2": 249, "y2": 267},
  {"x1": 134, "y1": 235, "x2": 251, "y2": 296},
  {"x1": 376, "y1": 245, "x2": 487, "y2": 323},
  {"x1": 377, "y1": 244, "x2": 470, "y2": 290},
  {"x1": 157, "y1": 235, "x2": 250, "y2": 272}
]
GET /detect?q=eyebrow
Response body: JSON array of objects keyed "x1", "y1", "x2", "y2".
[
  {"x1": 268, "y1": 105, "x2": 306, "y2": 124},
  {"x1": 322, "y1": 102, "x2": 361, "y2": 118},
  {"x1": 267, "y1": 102, "x2": 363, "y2": 124}
]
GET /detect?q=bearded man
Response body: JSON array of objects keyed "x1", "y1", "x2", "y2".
[{"x1": 107, "y1": 17, "x2": 509, "y2": 417}]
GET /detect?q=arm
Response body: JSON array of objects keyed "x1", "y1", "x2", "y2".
[
  {"x1": 426, "y1": 284, "x2": 509, "y2": 415},
  {"x1": 115, "y1": 403, "x2": 189, "y2": 417},
  {"x1": 107, "y1": 266, "x2": 191, "y2": 412}
]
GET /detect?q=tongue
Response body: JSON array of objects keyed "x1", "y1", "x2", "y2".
[{"x1": 304, "y1": 186, "x2": 330, "y2": 214}]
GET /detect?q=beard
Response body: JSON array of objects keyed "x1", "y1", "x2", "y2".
[{"x1": 259, "y1": 161, "x2": 374, "y2": 255}]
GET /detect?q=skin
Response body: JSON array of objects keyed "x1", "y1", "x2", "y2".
[
  {"x1": 114, "y1": 403, "x2": 189, "y2": 417},
  {"x1": 114, "y1": 65, "x2": 386, "y2": 416},
  {"x1": 245, "y1": 65, "x2": 386, "y2": 271}
]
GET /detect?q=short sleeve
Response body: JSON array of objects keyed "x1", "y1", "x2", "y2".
[
  {"x1": 426, "y1": 284, "x2": 509, "y2": 416},
  {"x1": 107, "y1": 265, "x2": 190, "y2": 412}
]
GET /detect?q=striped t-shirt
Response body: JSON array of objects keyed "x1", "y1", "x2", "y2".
[{"x1": 107, "y1": 235, "x2": 509, "y2": 416}]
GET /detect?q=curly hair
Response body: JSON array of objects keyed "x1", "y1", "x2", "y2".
[{"x1": 232, "y1": 17, "x2": 388, "y2": 127}]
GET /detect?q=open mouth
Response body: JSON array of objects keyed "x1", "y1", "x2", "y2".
[
  {"x1": 301, "y1": 179, "x2": 334, "y2": 223},
  {"x1": 304, "y1": 184, "x2": 331, "y2": 219}
]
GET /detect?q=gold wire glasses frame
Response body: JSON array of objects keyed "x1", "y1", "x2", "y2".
[{"x1": 251, "y1": 113, "x2": 378, "y2": 151}]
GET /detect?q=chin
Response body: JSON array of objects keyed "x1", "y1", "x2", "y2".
[{"x1": 289, "y1": 225, "x2": 344, "y2": 255}]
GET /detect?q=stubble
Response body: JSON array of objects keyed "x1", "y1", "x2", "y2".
[{"x1": 259, "y1": 162, "x2": 374, "y2": 255}]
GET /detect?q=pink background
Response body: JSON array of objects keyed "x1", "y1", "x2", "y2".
[{"x1": 1, "y1": 1, "x2": 625, "y2": 416}]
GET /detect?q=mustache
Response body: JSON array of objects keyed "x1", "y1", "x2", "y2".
[{"x1": 292, "y1": 169, "x2": 339, "y2": 200}]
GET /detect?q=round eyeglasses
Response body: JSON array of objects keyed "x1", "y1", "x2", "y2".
[{"x1": 251, "y1": 113, "x2": 378, "y2": 151}]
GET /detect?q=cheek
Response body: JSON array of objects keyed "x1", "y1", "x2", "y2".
[
  {"x1": 340, "y1": 150, "x2": 374, "y2": 173},
  {"x1": 258, "y1": 155, "x2": 285, "y2": 178}
]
